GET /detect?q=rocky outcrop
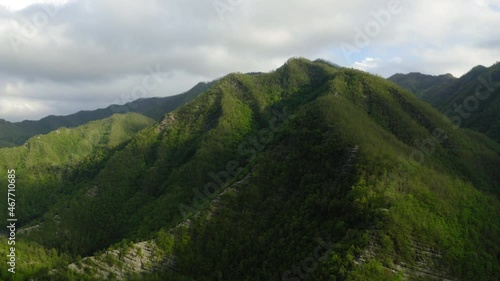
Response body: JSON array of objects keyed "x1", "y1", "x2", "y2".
[
  {"x1": 67, "y1": 240, "x2": 175, "y2": 280},
  {"x1": 355, "y1": 231, "x2": 457, "y2": 281},
  {"x1": 17, "y1": 223, "x2": 42, "y2": 235},
  {"x1": 66, "y1": 171, "x2": 252, "y2": 280},
  {"x1": 341, "y1": 145, "x2": 359, "y2": 174},
  {"x1": 157, "y1": 113, "x2": 176, "y2": 134}
]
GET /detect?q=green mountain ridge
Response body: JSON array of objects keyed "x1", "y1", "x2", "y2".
[
  {"x1": 387, "y1": 72, "x2": 457, "y2": 106},
  {"x1": 0, "y1": 58, "x2": 499, "y2": 280},
  {"x1": 0, "y1": 81, "x2": 213, "y2": 148},
  {"x1": 388, "y1": 62, "x2": 500, "y2": 142},
  {"x1": 0, "y1": 112, "x2": 155, "y2": 228}
]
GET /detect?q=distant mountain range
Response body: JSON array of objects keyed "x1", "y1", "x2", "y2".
[
  {"x1": 389, "y1": 62, "x2": 500, "y2": 142},
  {"x1": 0, "y1": 58, "x2": 498, "y2": 280},
  {"x1": 0, "y1": 81, "x2": 213, "y2": 148}
]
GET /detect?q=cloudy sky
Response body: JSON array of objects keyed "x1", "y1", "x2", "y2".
[{"x1": 0, "y1": 0, "x2": 499, "y2": 121}]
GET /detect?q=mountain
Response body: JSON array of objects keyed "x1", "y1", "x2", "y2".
[
  {"x1": 0, "y1": 112, "x2": 155, "y2": 226},
  {"x1": 387, "y1": 72, "x2": 457, "y2": 106},
  {"x1": 0, "y1": 81, "x2": 213, "y2": 148},
  {"x1": 1, "y1": 58, "x2": 499, "y2": 281},
  {"x1": 389, "y1": 63, "x2": 500, "y2": 142}
]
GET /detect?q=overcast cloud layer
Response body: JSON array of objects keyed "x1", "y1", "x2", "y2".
[{"x1": 0, "y1": 0, "x2": 499, "y2": 121}]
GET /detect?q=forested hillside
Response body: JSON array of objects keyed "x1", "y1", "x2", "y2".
[
  {"x1": 0, "y1": 81, "x2": 212, "y2": 148},
  {"x1": 0, "y1": 58, "x2": 499, "y2": 281},
  {"x1": 388, "y1": 72, "x2": 457, "y2": 106},
  {"x1": 389, "y1": 63, "x2": 500, "y2": 142}
]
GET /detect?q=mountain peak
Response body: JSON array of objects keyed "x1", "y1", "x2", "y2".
[{"x1": 1, "y1": 58, "x2": 499, "y2": 281}]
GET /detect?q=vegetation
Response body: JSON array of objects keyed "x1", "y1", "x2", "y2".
[
  {"x1": 0, "y1": 58, "x2": 499, "y2": 280},
  {"x1": 389, "y1": 62, "x2": 500, "y2": 142},
  {"x1": 387, "y1": 72, "x2": 457, "y2": 106},
  {"x1": 0, "y1": 81, "x2": 212, "y2": 148}
]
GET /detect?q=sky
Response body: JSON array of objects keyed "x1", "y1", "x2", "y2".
[{"x1": 0, "y1": 0, "x2": 499, "y2": 122}]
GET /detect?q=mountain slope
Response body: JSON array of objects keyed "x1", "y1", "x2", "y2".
[
  {"x1": 1, "y1": 58, "x2": 499, "y2": 281},
  {"x1": 388, "y1": 72, "x2": 457, "y2": 106},
  {"x1": 389, "y1": 63, "x2": 500, "y2": 142},
  {"x1": 0, "y1": 112, "x2": 154, "y2": 228},
  {"x1": 437, "y1": 63, "x2": 500, "y2": 143},
  {"x1": 0, "y1": 81, "x2": 212, "y2": 148}
]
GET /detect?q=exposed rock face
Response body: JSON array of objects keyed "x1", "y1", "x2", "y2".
[
  {"x1": 17, "y1": 224, "x2": 42, "y2": 235},
  {"x1": 355, "y1": 231, "x2": 457, "y2": 281},
  {"x1": 66, "y1": 171, "x2": 252, "y2": 280},
  {"x1": 157, "y1": 113, "x2": 176, "y2": 134},
  {"x1": 86, "y1": 185, "x2": 99, "y2": 198},
  {"x1": 340, "y1": 145, "x2": 359, "y2": 174},
  {"x1": 67, "y1": 240, "x2": 175, "y2": 280}
]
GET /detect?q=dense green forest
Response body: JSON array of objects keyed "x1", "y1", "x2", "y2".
[
  {"x1": 0, "y1": 81, "x2": 212, "y2": 148},
  {"x1": 389, "y1": 62, "x2": 500, "y2": 142},
  {"x1": 0, "y1": 58, "x2": 499, "y2": 280}
]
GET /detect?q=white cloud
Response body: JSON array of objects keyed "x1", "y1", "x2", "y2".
[
  {"x1": 354, "y1": 57, "x2": 381, "y2": 70},
  {"x1": 474, "y1": 0, "x2": 500, "y2": 10},
  {"x1": 352, "y1": 57, "x2": 407, "y2": 77},
  {"x1": 389, "y1": 57, "x2": 402, "y2": 64},
  {"x1": 0, "y1": 0, "x2": 499, "y2": 121},
  {"x1": 0, "y1": 0, "x2": 69, "y2": 11},
  {"x1": 0, "y1": 96, "x2": 52, "y2": 121}
]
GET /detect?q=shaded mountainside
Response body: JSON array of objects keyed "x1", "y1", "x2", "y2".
[
  {"x1": 0, "y1": 58, "x2": 499, "y2": 281},
  {"x1": 388, "y1": 72, "x2": 457, "y2": 106},
  {"x1": 389, "y1": 63, "x2": 500, "y2": 142},
  {"x1": 0, "y1": 81, "x2": 213, "y2": 148}
]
